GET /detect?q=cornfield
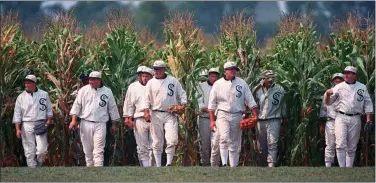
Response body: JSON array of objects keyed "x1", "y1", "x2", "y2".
[{"x1": 0, "y1": 10, "x2": 374, "y2": 167}]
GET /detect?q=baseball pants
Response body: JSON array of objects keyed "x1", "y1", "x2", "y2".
[
  {"x1": 210, "y1": 127, "x2": 221, "y2": 167},
  {"x1": 21, "y1": 121, "x2": 48, "y2": 168},
  {"x1": 216, "y1": 110, "x2": 243, "y2": 167},
  {"x1": 324, "y1": 119, "x2": 336, "y2": 166},
  {"x1": 80, "y1": 120, "x2": 107, "y2": 167},
  {"x1": 150, "y1": 111, "x2": 178, "y2": 167},
  {"x1": 134, "y1": 117, "x2": 154, "y2": 167},
  {"x1": 335, "y1": 113, "x2": 361, "y2": 168},
  {"x1": 257, "y1": 118, "x2": 281, "y2": 166},
  {"x1": 198, "y1": 116, "x2": 211, "y2": 166}
]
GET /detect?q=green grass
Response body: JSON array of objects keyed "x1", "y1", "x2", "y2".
[{"x1": 1, "y1": 167, "x2": 375, "y2": 182}]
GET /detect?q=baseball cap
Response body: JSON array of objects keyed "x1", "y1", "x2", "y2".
[
  {"x1": 208, "y1": 67, "x2": 220, "y2": 74},
  {"x1": 223, "y1": 62, "x2": 237, "y2": 69},
  {"x1": 79, "y1": 73, "x2": 90, "y2": 81},
  {"x1": 260, "y1": 70, "x2": 276, "y2": 79},
  {"x1": 331, "y1": 73, "x2": 344, "y2": 80},
  {"x1": 89, "y1": 71, "x2": 102, "y2": 79},
  {"x1": 137, "y1": 66, "x2": 147, "y2": 74},
  {"x1": 144, "y1": 67, "x2": 154, "y2": 76},
  {"x1": 153, "y1": 60, "x2": 166, "y2": 69},
  {"x1": 25, "y1": 75, "x2": 37, "y2": 83},
  {"x1": 344, "y1": 66, "x2": 357, "y2": 74}
]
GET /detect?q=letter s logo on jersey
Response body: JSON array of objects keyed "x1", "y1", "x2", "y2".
[
  {"x1": 39, "y1": 98, "x2": 47, "y2": 111},
  {"x1": 236, "y1": 85, "x2": 242, "y2": 98},
  {"x1": 99, "y1": 94, "x2": 108, "y2": 107},
  {"x1": 357, "y1": 89, "x2": 364, "y2": 102},
  {"x1": 272, "y1": 92, "x2": 282, "y2": 105},
  {"x1": 168, "y1": 83, "x2": 175, "y2": 96}
]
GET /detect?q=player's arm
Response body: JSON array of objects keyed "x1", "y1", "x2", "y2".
[{"x1": 244, "y1": 84, "x2": 258, "y2": 118}]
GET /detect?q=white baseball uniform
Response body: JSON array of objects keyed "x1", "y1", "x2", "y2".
[
  {"x1": 326, "y1": 81, "x2": 373, "y2": 167},
  {"x1": 70, "y1": 85, "x2": 120, "y2": 167},
  {"x1": 208, "y1": 77, "x2": 257, "y2": 167},
  {"x1": 195, "y1": 81, "x2": 220, "y2": 166},
  {"x1": 319, "y1": 91, "x2": 337, "y2": 167},
  {"x1": 123, "y1": 81, "x2": 154, "y2": 167},
  {"x1": 141, "y1": 75, "x2": 187, "y2": 167},
  {"x1": 253, "y1": 83, "x2": 286, "y2": 167},
  {"x1": 13, "y1": 88, "x2": 53, "y2": 168}
]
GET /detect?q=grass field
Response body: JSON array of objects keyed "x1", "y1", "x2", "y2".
[{"x1": 1, "y1": 166, "x2": 375, "y2": 182}]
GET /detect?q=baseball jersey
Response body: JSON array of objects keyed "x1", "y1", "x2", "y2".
[
  {"x1": 253, "y1": 83, "x2": 286, "y2": 119},
  {"x1": 319, "y1": 92, "x2": 337, "y2": 119},
  {"x1": 141, "y1": 75, "x2": 187, "y2": 111},
  {"x1": 13, "y1": 89, "x2": 53, "y2": 123},
  {"x1": 208, "y1": 77, "x2": 257, "y2": 113},
  {"x1": 195, "y1": 81, "x2": 213, "y2": 118},
  {"x1": 123, "y1": 81, "x2": 148, "y2": 118},
  {"x1": 327, "y1": 81, "x2": 373, "y2": 114},
  {"x1": 70, "y1": 85, "x2": 120, "y2": 123}
]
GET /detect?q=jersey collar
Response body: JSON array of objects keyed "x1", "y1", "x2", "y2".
[
  {"x1": 345, "y1": 81, "x2": 356, "y2": 85},
  {"x1": 224, "y1": 76, "x2": 236, "y2": 82},
  {"x1": 207, "y1": 80, "x2": 213, "y2": 86},
  {"x1": 26, "y1": 88, "x2": 38, "y2": 96}
]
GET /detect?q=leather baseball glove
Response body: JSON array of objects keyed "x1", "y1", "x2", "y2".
[
  {"x1": 168, "y1": 104, "x2": 185, "y2": 115},
  {"x1": 240, "y1": 117, "x2": 258, "y2": 129}
]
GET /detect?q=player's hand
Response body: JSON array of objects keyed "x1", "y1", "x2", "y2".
[
  {"x1": 364, "y1": 121, "x2": 374, "y2": 132},
  {"x1": 16, "y1": 129, "x2": 22, "y2": 139},
  {"x1": 69, "y1": 121, "x2": 78, "y2": 130},
  {"x1": 145, "y1": 111, "x2": 151, "y2": 122},
  {"x1": 210, "y1": 120, "x2": 216, "y2": 132},
  {"x1": 125, "y1": 118, "x2": 134, "y2": 129},
  {"x1": 111, "y1": 122, "x2": 117, "y2": 135},
  {"x1": 326, "y1": 89, "x2": 333, "y2": 96},
  {"x1": 46, "y1": 119, "x2": 53, "y2": 126},
  {"x1": 320, "y1": 123, "x2": 325, "y2": 136}
]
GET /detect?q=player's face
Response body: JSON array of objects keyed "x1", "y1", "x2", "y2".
[
  {"x1": 344, "y1": 71, "x2": 356, "y2": 83},
  {"x1": 224, "y1": 68, "x2": 237, "y2": 79},
  {"x1": 137, "y1": 73, "x2": 142, "y2": 82},
  {"x1": 89, "y1": 78, "x2": 102, "y2": 88},
  {"x1": 140, "y1": 73, "x2": 152, "y2": 85},
  {"x1": 332, "y1": 77, "x2": 344, "y2": 86},
  {"x1": 154, "y1": 67, "x2": 166, "y2": 79},
  {"x1": 208, "y1": 73, "x2": 219, "y2": 84},
  {"x1": 263, "y1": 78, "x2": 273, "y2": 88},
  {"x1": 25, "y1": 80, "x2": 36, "y2": 92}
]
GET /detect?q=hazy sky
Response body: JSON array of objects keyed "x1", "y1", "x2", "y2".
[{"x1": 41, "y1": 1, "x2": 141, "y2": 10}]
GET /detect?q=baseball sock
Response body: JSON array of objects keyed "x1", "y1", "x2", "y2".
[
  {"x1": 336, "y1": 149, "x2": 346, "y2": 167},
  {"x1": 154, "y1": 154, "x2": 162, "y2": 167},
  {"x1": 346, "y1": 156, "x2": 354, "y2": 168},
  {"x1": 166, "y1": 153, "x2": 174, "y2": 165},
  {"x1": 220, "y1": 149, "x2": 229, "y2": 166},
  {"x1": 142, "y1": 160, "x2": 150, "y2": 167},
  {"x1": 325, "y1": 161, "x2": 332, "y2": 167}
]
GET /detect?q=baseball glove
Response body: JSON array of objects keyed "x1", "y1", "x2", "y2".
[
  {"x1": 240, "y1": 117, "x2": 258, "y2": 129},
  {"x1": 168, "y1": 105, "x2": 185, "y2": 115}
]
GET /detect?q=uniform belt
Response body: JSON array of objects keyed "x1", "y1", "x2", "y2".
[
  {"x1": 199, "y1": 116, "x2": 210, "y2": 119},
  {"x1": 83, "y1": 119, "x2": 96, "y2": 123},
  {"x1": 152, "y1": 110, "x2": 169, "y2": 113},
  {"x1": 327, "y1": 117, "x2": 335, "y2": 121},
  {"x1": 338, "y1": 111, "x2": 360, "y2": 116}
]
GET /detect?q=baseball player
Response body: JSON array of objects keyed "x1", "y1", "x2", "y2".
[
  {"x1": 208, "y1": 61, "x2": 258, "y2": 167},
  {"x1": 325, "y1": 66, "x2": 374, "y2": 167},
  {"x1": 253, "y1": 70, "x2": 286, "y2": 167},
  {"x1": 319, "y1": 73, "x2": 344, "y2": 167},
  {"x1": 141, "y1": 60, "x2": 187, "y2": 167},
  {"x1": 13, "y1": 74, "x2": 53, "y2": 168},
  {"x1": 69, "y1": 71, "x2": 120, "y2": 167},
  {"x1": 123, "y1": 66, "x2": 155, "y2": 167},
  {"x1": 195, "y1": 68, "x2": 220, "y2": 166}
]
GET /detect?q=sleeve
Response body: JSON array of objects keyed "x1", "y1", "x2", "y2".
[
  {"x1": 70, "y1": 88, "x2": 83, "y2": 116},
  {"x1": 244, "y1": 83, "x2": 257, "y2": 110},
  {"x1": 319, "y1": 94, "x2": 327, "y2": 118},
  {"x1": 108, "y1": 90, "x2": 121, "y2": 121},
  {"x1": 208, "y1": 84, "x2": 218, "y2": 111},
  {"x1": 327, "y1": 85, "x2": 340, "y2": 105},
  {"x1": 122, "y1": 85, "x2": 132, "y2": 117},
  {"x1": 46, "y1": 93, "x2": 53, "y2": 118},
  {"x1": 12, "y1": 96, "x2": 22, "y2": 123},
  {"x1": 140, "y1": 81, "x2": 152, "y2": 110},
  {"x1": 363, "y1": 87, "x2": 374, "y2": 114},
  {"x1": 177, "y1": 79, "x2": 187, "y2": 105},
  {"x1": 195, "y1": 84, "x2": 205, "y2": 110}
]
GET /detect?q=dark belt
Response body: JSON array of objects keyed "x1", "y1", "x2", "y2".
[
  {"x1": 218, "y1": 109, "x2": 242, "y2": 114},
  {"x1": 152, "y1": 110, "x2": 169, "y2": 113},
  {"x1": 338, "y1": 111, "x2": 360, "y2": 116},
  {"x1": 83, "y1": 119, "x2": 96, "y2": 123},
  {"x1": 23, "y1": 119, "x2": 45, "y2": 122},
  {"x1": 199, "y1": 116, "x2": 210, "y2": 119}
]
